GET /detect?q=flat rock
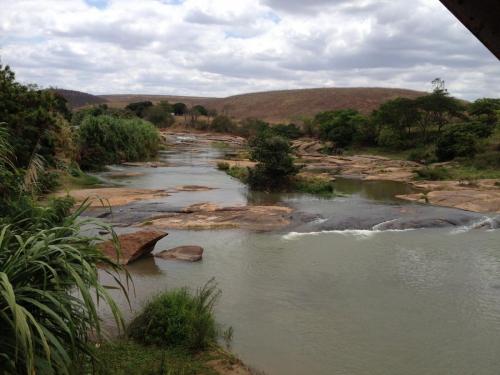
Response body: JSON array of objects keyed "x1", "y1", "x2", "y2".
[
  {"x1": 397, "y1": 189, "x2": 500, "y2": 213},
  {"x1": 148, "y1": 203, "x2": 293, "y2": 231},
  {"x1": 99, "y1": 230, "x2": 168, "y2": 265},
  {"x1": 55, "y1": 188, "x2": 169, "y2": 207},
  {"x1": 174, "y1": 185, "x2": 215, "y2": 192},
  {"x1": 155, "y1": 245, "x2": 204, "y2": 262}
]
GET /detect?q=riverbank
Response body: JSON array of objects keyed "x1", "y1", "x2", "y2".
[
  {"x1": 94, "y1": 340, "x2": 258, "y2": 375},
  {"x1": 211, "y1": 134, "x2": 500, "y2": 213}
]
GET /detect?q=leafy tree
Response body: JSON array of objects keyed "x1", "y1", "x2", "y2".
[
  {"x1": 315, "y1": 109, "x2": 366, "y2": 148},
  {"x1": 468, "y1": 98, "x2": 500, "y2": 126},
  {"x1": 210, "y1": 115, "x2": 235, "y2": 133},
  {"x1": 415, "y1": 79, "x2": 465, "y2": 141},
  {"x1": 272, "y1": 123, "x2": 303, "y2": 139},
  {"x1": 238, "y1": 118, "x2": 269, "y2": 138},
  {"x1": 435, "y1": 123, "x2": 478, "y2": 161},
  {"x1": 143, "y1": 102, "x2": 175, "y2": 128},
  {"x1": 0, "y1": 64, "x2": 71, "y2": 168},
  {"x1": 248, "y1": 132, "x2": 299, "y2": 190},
  {"x1": 125, "y1": 101, "x2": 153, "y2": 117},
  {"x1": 173, "y1": 102, "x2": 188, "y2": 116},
  {"x1": 192, "y1": 105, "x2": 208, "y2": 116}
]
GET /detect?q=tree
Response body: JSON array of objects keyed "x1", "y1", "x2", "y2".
[
  {"x1": 247, "y1": 132, "x2": 299, "y2": 191},
  {"x1": 373, "y1": 98, "x2": 420, "y2": 148},
  {"x1": 415, "y1": 79, "x2": 465, "y2": 141},
  {"x1": 0, "y1": 64, "x2": 71, "y2": 168},
  {"x1": 315, "y1": 109, "x2": 365, "y2": 148},
  {"x1": 125, "y1": 101, "x2": 153, "y2": 117},
  {"x1": 173, "y1": 102, "x2": 188, "y2": 116},
  {"x1": 192, "y1": 105, "x2": 208, "y2": 116},
  {"x1": 468, "y1": 98, "x2": 500, "y2": 126},
  {"x1": 143, "y1": 104, "x2": 175, "y2": 128},
  {"x1": 210, "y1": 115, "x2": 234, "y2": 133},
  {"x1": 435, "y1": 123, "x2": 478, "y2": 161}
]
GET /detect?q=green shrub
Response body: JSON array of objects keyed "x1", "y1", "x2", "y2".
[
  {"x1": 407, "y1": 148, "x2": 436, "y2": 163},
  {"x1": 78, "y1": 115, "x2": 160, "y2": 170},
  {"x1": 470, "y1": 150, "x2": 500, "y2": 169},
  {"x1": 128, "y1": 280, "x2": 222, "y2": 352},
  {"x1": 143, "y1": 104, "x2": 175, "y2": 128},
  {"x1": 435, "y1": 124, "x2": 478, "y2": 162},
  {"x1": 216, "y1": 162, "x2": 230, "y2": 171},
  {"x1": 414, "y1": 166, "x2": 451, "y2": 181},
  {"x1": 0, "y1": 205, "x2": 126, "y2": 374},
  {"x1": 210, "y1": 115, "x2": 235, "y2": 133},
  {"x1": 292, "y1": 177, "x2": 335, "y2": 195},
  {"x1": 226, "y1": 165, "x2": 249, "y2": 182},
  {"x1": 272, "y1": 123, "x2": 303, "y2": 139},
  {"x1": 247, "y1": 134, "x2": 298, "y2": 191}
]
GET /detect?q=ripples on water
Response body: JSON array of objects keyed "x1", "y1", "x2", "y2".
[{"x1": 98, "y1": 137, "x2": 500, "y2": 375}]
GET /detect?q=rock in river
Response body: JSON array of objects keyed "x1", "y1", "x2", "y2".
[
  {"x1": 155, "y1": 246, "x2": 204, "y2": 262},
  {"x1": 99, "y1": 230, "x2": 168, "y2": 265}
]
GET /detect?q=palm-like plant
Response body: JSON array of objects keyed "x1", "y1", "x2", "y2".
[
  {"x1": 0, "y1": 205, "x2": 129, "y2": 374},
  {"x1": 0, "y1": 125, "x2": 129, "y2": 374}
]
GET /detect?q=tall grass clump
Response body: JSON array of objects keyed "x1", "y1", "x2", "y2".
[
  {"x1": 78, "y1": 115, "x2": 160, "y2": 170},
  {"x1": 128, "y1": 279, "x2": 223, "y2": 352},
  {"x1": 0, "y1": 203, "x2": 128, "y2": 374}
]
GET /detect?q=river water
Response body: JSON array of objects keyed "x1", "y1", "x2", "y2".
[{"x1": 97, "y1": 136, "x2": 500, "y2": 375}]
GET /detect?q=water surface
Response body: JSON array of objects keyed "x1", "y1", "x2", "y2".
[{"x1": 98, "y1": 136, "x2": 500, "y2": 375}]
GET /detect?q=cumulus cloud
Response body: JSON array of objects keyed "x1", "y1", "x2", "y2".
[{"x1": 0, "y1": 0, "x2": 498, "y2": 99}]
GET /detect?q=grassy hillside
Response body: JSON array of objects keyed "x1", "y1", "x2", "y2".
[
  {"x1": 61, "y1": 87, "x2": 427, "y2": 122},
  {"x1": 51, "y1": 88, "x2": 107, "y2": 108}
]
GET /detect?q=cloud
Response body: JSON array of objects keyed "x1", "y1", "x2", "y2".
[{"x1": 0, "y1": 0, "x2": 498, "y2": 99}]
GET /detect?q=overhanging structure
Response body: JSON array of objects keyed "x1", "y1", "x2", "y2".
[{"x1": 439, "y1": 0, "x2": 500, "y2": 60}]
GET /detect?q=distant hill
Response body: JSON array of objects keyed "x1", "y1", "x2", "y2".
[
  {"x1": 51, "y1": 89, "x2": 107, "y2": 108},
  {"x1": 60, "y1": 87, "x2": 427, "y2": 122}
]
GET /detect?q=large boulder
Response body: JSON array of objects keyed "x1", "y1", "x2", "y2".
[
  {"x1": 155, "y1": 246, "x2": 204, "y2": 262},
  {"x1": 100, "y1": 230, "x2": 168, "y2": 265}
]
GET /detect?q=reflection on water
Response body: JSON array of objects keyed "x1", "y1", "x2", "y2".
[{"x1": 98, "y1": 136, "x2": 500, "y2": 375}]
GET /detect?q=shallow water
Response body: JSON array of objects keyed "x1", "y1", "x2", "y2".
[{"x1": 98, "y1": 136, "x2": 500, "y2": 375}]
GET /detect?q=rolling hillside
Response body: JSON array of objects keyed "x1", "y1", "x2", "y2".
[
  {"x1": 61, "y1": 87, "x2": 427, "y2": 122},
  {"x1": 51, "y1": 89, "x2": 107, "y2": 108}
]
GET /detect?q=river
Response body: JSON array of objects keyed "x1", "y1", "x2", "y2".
[{"x1": 97, "y1": 135, "x2": 500, "y2": 375}]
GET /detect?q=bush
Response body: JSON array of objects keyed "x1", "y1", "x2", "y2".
[
  {"x1": 470, "y1": 150, "x2": 500, "y2": 169},
  {"x1": 435, "y1": 124, "x2": 478, "y2": 162},
  {"x1": 407, "y1": 148, "x2": 436, "y2": 164},
  {"x1": 210, "y1": 115, "x2": 235, "y2": 133},
  {"x1": 292, "y1": 177, "x2": 335, "y2": 195},
  {"x1": 315, "y1": 109, "x2": 365, "y2": 148},
  {"x1": 128, "y1": 280, "x2": 222, "y2": 352},
  {"x1": 414, "y1": 167, "x2": 451, "y2": 181},
  {"x1": 143, "y1": 104, "x2": 175, "y2": 128},
  {"x1": 272, "y1": 123, "x2": 303, "y2": 139},
  {"x1": 247, "y1": 134, "x2": 298, "y2": 190},
  {"x1": 216, "y1": 162, "x2": 230, "y2": 171},
  {"x1": 78, "y1": 115, "x2": 160, "y2": 170}
]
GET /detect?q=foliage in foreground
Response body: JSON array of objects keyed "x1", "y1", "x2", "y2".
[
  {"x1": 0, "y1": 203, "x2": 127, "y2": 375},
  {"x1": 128, "y1": 279, "x2": 225, "y2": 352}
]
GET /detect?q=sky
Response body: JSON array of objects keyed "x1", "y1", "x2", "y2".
[{"x1": 0, "y1": 0, "x2": 499, "y2": 100}]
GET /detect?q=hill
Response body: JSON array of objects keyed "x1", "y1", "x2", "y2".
[
  {"x1": 61, "y1": 87, "x2": 427, "y2": 122},
  {"x1": 51, "y1": 89, "x2": 107, "y2": 108}
]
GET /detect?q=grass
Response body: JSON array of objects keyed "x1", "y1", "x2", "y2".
[
  {"x1": 414, "y1": 164, "x2": 500, "y2": 181},
  {"x1": 92, "y1": 341, "x2": 220, "y2": 375},
  {"x1": 59, "y1": 168, "x2": 103, "y2": 190},
  {"x1": 292, "y1": 176, "x2": 335, "y2": 195},
  {"x1": 217, "y1": 163, "x2": 249, "y2": 183}
]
